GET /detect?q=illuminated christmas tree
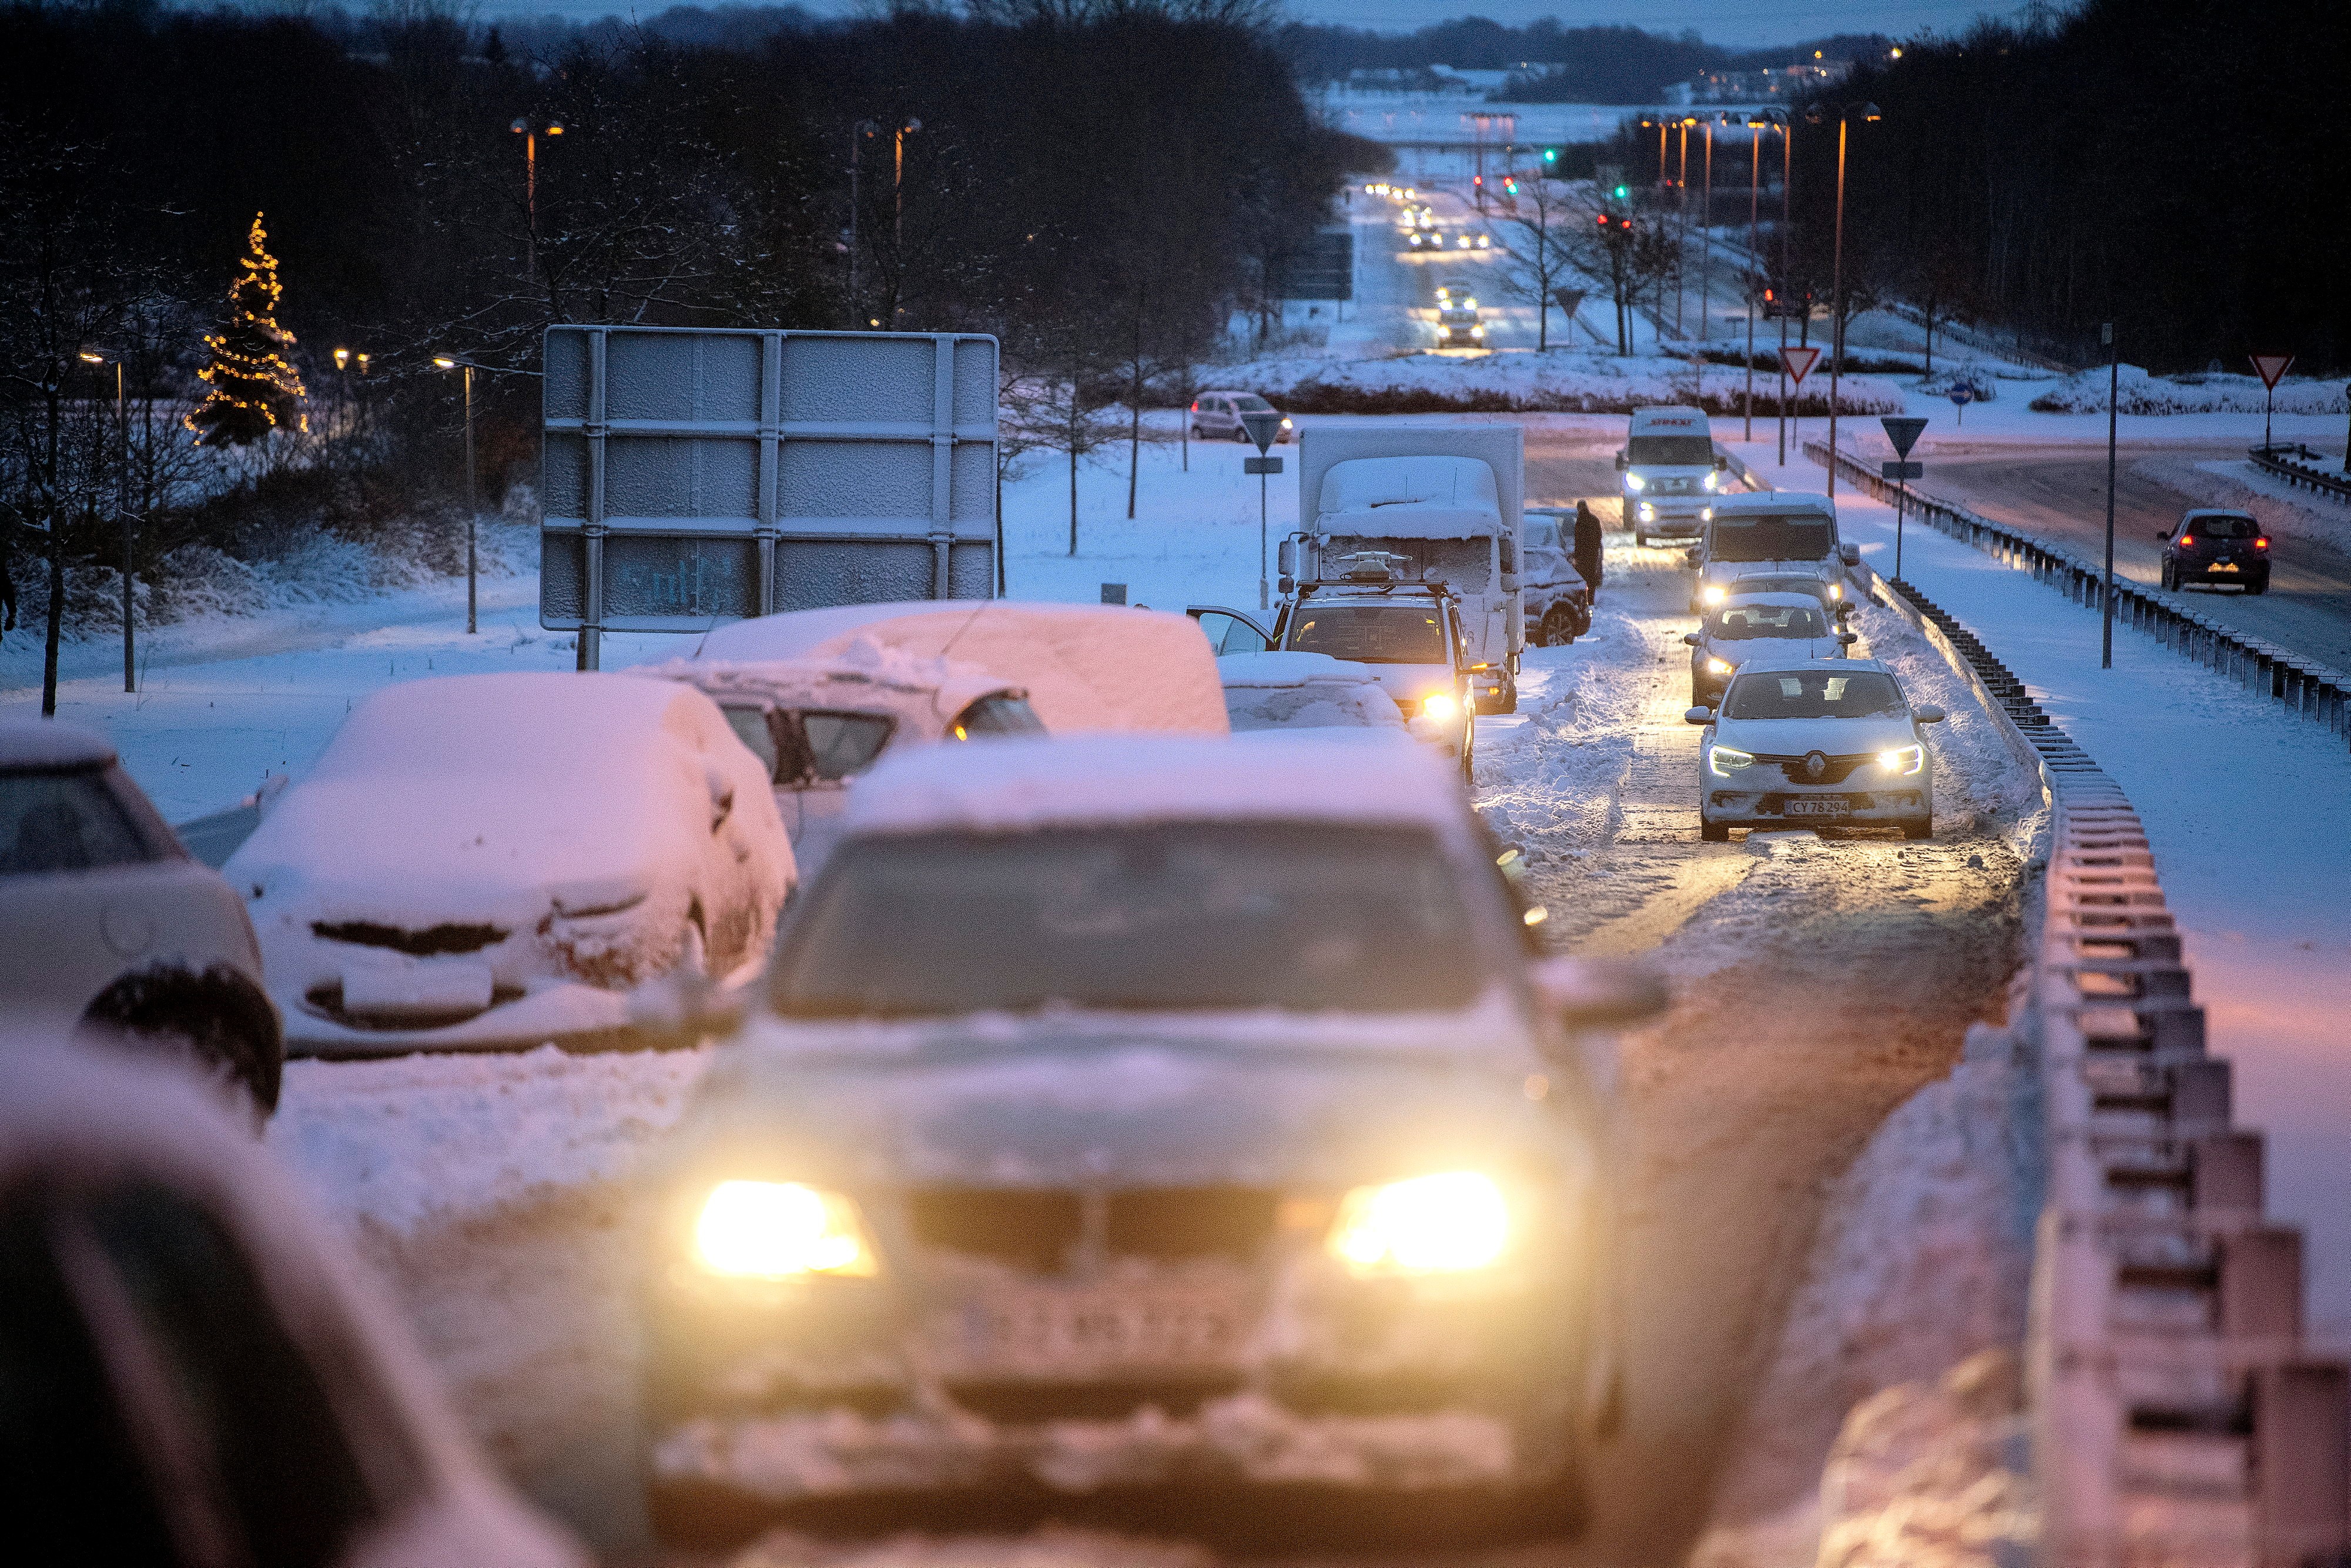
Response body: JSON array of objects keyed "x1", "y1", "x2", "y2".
[{"x1": 187, "y1": 213, "x2": 308, "y2": 446}]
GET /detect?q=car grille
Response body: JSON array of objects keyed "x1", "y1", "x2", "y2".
[
  {"x1": 904, "y1": 1186, "x2": 1280, "y2": 1274},
  {"x1": 1750, "y1": 751, "x2": 1878, "y2": 786},
  {"x1": 310, "y1": 918, "x2": 507, "y2": 956}
]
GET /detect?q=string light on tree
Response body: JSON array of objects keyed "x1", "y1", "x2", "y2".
[{"x1": 187, "y1": 212, "x2": 309, "y2": 446}]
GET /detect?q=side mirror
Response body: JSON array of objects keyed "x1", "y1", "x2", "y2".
[
  {"x1": 1683, "y1": 705, "x2": 1714, "y2": 725},
  {"x1": 1683, "y1": 550, "x2": 1701, "y2": 568},
  {"x1": 1277, "y1": 539, "x2": 1296, "y2": 575},
  {"x1": 2154, "y1": 530, "x2": 2171, "y2": 542},
  {"x1": 1277, "y1": 575, "x2": 1295, "y2": 595},
  {"x1": 1837, "y1": 631, "x2": 1858, "y2": 645},
  {"x1": 1614, "y1": 451, "x2": 1627, "y2": 471},
  {"x1": 1682, "y1": 632, "x2": 1701, "y2": 646},
  {"x1": 1714, "y1": 454, "x2": 1730, "y2": 471},
  {"x1": 1840, "y1": 542, "x2": 1861, "y2": 565},
  {"x1": 1532, "y1": 955, "x2": 1669, "y2": 1029},
  {"x1": 1915, "y1": 705, "x2": 1947, "y2": 724}
]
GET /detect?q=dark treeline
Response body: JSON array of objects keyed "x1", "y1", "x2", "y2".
[
  {"x1": 0, "y1": 0, "x2": 1356, "y2": 692},
  {"x1": 1278, "y1": 19, "x2": 1887, "y2": 103},
  {"x1": 1800, "y1": 0, "x2": 2351, "y2": 373}
]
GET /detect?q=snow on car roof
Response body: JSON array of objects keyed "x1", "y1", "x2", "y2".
[
  {"x1": 1319, "y1": 455, "x2": 1501, "y2": 526},
  {"x1": 842, "y1": 733, "x2": 1464, "y2": 836},
  {"x1": 1733, "y1": 652, "x2": 1893, "y2": 676},
  {"x1": 691, "y1": 601, "x2": 1228, "y2": 736},
  {"x1": 645, "y1": 640, "x2": 1021, "y2": 723},
  {"x1": 1214, "y1": 651, "x2": 1385, "y2": 688},
  {"x1": 1714, "y1": 591, "x2": 1833, "y2": 610},
  {"x1": 1710, "y1": 491, "x2": 1834, "y2": 516},
  {"x1": 0, "y1": 716, "x2": 116, "y2": 770}
]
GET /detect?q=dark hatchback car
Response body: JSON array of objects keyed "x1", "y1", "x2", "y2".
[{"x1": 2158, "y1": 510, "x2": 2270, "y2": 594}]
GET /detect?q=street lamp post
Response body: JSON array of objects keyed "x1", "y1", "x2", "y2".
[
  {"x1": 1674, "y1": 118, "x2": 1691, "y2": 337},
  {"x1": 80, "y1": 350, "x2": 132, "y2": 692},
  {"x1": 433, "y1": 357, "x2": 478, "y2": 635},
  {"x1": 508, "y1": 119, "x2": 565, "y2": 287},
  {"x1": 1743, "y1": 113, "x2": 1769, "y2": 441},
  {"x1": 1697, "y1": 116, "x2": 1716, "y2": 343},
  {"x1": 1809, "y1": 101, "x2": 1880, "y2": 498}
]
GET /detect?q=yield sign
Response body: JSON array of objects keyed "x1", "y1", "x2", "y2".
[
  {"x1": 2248, "y1": 353, "x2": 2295, "y2": 390},
  {"x1": 1881, "y1": 414, "x2": 1928, "y2": 457},
  {"x1": 1780, "y1": 344, "x2": 1822, "y2": 386}
]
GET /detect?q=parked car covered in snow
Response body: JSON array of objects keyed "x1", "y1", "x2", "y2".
[
  {"x1": 635, "y1": 734, "x2": 1662, "y2": 1536},
  {"x1": 694, "y1": 600, "x2": 1230, "y2": 737},
  {"x1": 1682, "y1": 592, "x2": 1857, "y2": 707},
  {"x1": 0, "y1": 718, "x2": 282, "y2": 1115},
  {"x1": 0, "y1": 1039, "x2": 587, "y2": 1568},
  {"x1": 1520, "y1": 514, "x2": 1593, "y2": 646},
  {"x1": 226, "y1": 672, "x2": 793, "y2": 1058},
  {"x1": 1684, "y1": 655, "x2": 1944, "y2": 841},
  {"x1": 651, "y1": 648, "x2": 1046, "y2": 880},
  {"x1": 1214, "y1": 650, "x2": 1411, "y2": 736}
]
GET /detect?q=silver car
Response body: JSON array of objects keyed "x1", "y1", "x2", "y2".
[
  {"x1": 634, "y1": 734, "x2": 1659, "y2": 1537},
  {"x1": 1189, "y1": 390, "x2": 1293, "y2": 444},
  {"x1": 0, "y1": 719, "x2": 281, "y2": 1114},
  {"x1": 1682, "y1": 592, "x2": 1856, "y2": 707},
  {"x1": 1685, "y1": 656, "x2": 1945, "y2": 840}
]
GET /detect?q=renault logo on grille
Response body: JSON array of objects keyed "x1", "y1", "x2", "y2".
[{"x1": 1803, "y1": 751, "x2": 1829, "y2": 781}]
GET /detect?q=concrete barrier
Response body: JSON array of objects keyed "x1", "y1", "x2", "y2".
[{"x1": 1856, "y1": 558, "x2": 2350, "y2": 1568}]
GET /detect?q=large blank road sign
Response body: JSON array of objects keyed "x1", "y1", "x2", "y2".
[{"x1": 540, "y1": 327, "x2": 999, "y2": 634}]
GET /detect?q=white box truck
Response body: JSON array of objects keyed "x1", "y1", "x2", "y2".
[{"x1": 1291, "y1": 425, "x2": 1526, "y2": 713}]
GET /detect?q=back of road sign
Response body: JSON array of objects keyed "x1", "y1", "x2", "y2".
[{"x1": 539, "y1": 326, "x2": 1000, "y2": 634}]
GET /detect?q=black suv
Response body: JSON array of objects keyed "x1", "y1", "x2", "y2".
[{"x1": 2158, "y1": 509, "x2": 2270, "y2": 594}]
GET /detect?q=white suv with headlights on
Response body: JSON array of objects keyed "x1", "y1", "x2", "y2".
[
  {"x1": 633, "y1": 734, "x2": 1665, "y2": 1539},
  {"x1": 1685, "y1": 656, "x2": 1944, "y2": 841}
]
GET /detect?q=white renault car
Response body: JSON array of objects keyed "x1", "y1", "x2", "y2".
[
  {"x1": 634, "y1": 735, "x2": 1663, "y2": 1540},
  {"x1": 1683, "y1": 592, "x2": 1857, "y2": 708},
  {"x1": 1685, "y1": 656, "x2": 1944, "y2": 841}
]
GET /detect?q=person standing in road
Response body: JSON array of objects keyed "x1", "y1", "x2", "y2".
[{"x1": 1572, "y1": 500, "x2": 1605, "y2": 603}]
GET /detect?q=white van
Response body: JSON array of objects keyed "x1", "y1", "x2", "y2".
[{"x1": 1616, "y1": 406, "x2": 1728, "y2": 546}]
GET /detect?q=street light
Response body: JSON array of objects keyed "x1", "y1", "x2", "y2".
[
  {"x1": 846, "y1": 116, "x2": 920, "y2": 326},
  {"x1": 433, "y1": 355, "x2": 544, "y2": 648},
  {"x1": 1805, "y1": 100, "x2": 1880, "y2": 497},
  {"x1": 80, "y1": 349, "x2": 133, "y2": 692},
  {"x1": 510, "y1": 118, "x2": 566, "y2": 285},
  {"x1": 1746, "y1": 110, "x2": 1792, "y2": 460}
]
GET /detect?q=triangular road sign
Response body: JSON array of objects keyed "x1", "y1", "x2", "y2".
[
  {"x1": 1880, "y1": 415, "x2": 1928, "y2": 457},
  {"x1": 2248, "y1": 353, "x2": 2295, "y2": 390},
  {"x1": 1781, "y1": 344, "x2": 1822, "y2": 386}
]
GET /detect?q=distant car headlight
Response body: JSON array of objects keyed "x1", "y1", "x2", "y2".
[
  {"x1": 1706, "y1": 656, "x2": 1733, "y2": 676},
  {"x1": 1280, "y1": 417, "x2": 1293, "y2": 429},
  {"x1": 1328, "y1": 1171, "x2": 1509, "y2": 1275},
  {"x1": 1701, "y1": 584, "x2": 1727, "y2": 605},
  {"x1": 1878, "y1": 743, "x2": 1924, "y2": 776},
  {"x1": 1419, "y1": 691, "x2": 1461, "y2": 722},
  {"x1": 694, "y1": 1180, "x2": 878, "y2": 1279},
  {"x1": 1699, "y1": 506, "x2": 1714, "y2": 521},
  {"x1": 1470, "y1": 326, "x2": 1484, "y2": 339},
  {"x1": 1623, "y1": 473, "x2": 1646, "y2": 492},
  {"x1": 1702, "y1": 471, "x2": 1718, "y2": 491},
  {"x1": 1708, "y1": 743, "x2": 1754, "y2": 777}
]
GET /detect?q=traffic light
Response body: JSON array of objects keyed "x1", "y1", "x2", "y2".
[
  {"x1": 1611, "y1": 183, "x2": 1631, "y2": 202},
  {"x1": 1503, "y1": 178, "x2": 1518, "y2": 195},
  {"x1": 1472, "y1": 175, "x2": 1483, "y2": 187},
  {"x1": 1542, "y1": 146, "x2": 1559, "y2": 165}
]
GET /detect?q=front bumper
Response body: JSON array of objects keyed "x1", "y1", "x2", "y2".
[
  {"x1": 1629, "y1": 505, "x2": 1704, "y2": 537},
  {"x1": 1701, "y1": 783, "x2": 1928, "y2": 829},
  {"x1": 642, "y1": 1252, "x2": 1586, "y2": 1501}
]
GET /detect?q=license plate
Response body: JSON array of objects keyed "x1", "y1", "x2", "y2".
[
  {"x1": 1782, "y1": 798, "x2": 1851, "y2": 818},
  {"x1": 2211, "y1": 561, "x2": 2239, "y2": 572},
  {"x1": 942, "y1": 1288, "x2": 1245, "y2": 1376}
]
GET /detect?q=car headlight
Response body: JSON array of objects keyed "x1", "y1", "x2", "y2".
[
  {"x1": 1878, "y1": 744, "x2": 1924, "y2": 776},
  {"x1": 1623, "y1": 473, "x2": 1646, "y2": 492},
  {"x1": 1639, "y1": 503, "x2": 1655, "y2": 520},
  {"x1": 1419, "y1": 691, "x2": 1460, "y2": 722},
  {"x1": 1708, "y1": 743, "x2": 1754, "y2": 777},
  {"x1": 1699, "y1": 506, "x2": 1714, "y2": 521},
  {"x1": 1828, "y1": 582, "x2": 1843, "y2": 601},
  {"x1": 1470, "y1": 327, "x2": 1484, "y2": 339},
  {"x1": 1701, "y1": 584, "x2": 1726, "y2": 605},
  {"x1": 1706, "y1": 656, "x2": 1733, "y2": 676},
  {"x1": 1328, "y1": 1172, "x2": 1509, "y2": 1275},
  {"x1": 694, "y1": 1180, "x2": 878, "y2": 1279}
]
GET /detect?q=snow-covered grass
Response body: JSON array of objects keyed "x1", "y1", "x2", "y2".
[
  {"x1": 2030, "y1": 366, "x2": 2349, "y2": 416},
  {"x1": 2131, "y1": 455, "x2": 2351, "y2": 552}
]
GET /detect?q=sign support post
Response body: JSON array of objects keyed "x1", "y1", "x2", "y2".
[
  {"x1": 2104, "y1": 323, "x2": 2120, "y2": 670},
  {"x1": 2249, "y1": 353, "x2": 2295, "y2": 452},
  {"x1": 1241, "y1": 410, "x2": 1285, "y2": 614},
  {"x1": 1880, "y1": 415, "x2": 1927, "y2": 583},
  {"x1": 1780, "y1": 343, "x2": 1821, "y2": 471}
]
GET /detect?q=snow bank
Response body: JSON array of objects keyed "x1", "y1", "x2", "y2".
[
  {"x1": 842, "y1": 732, "x2": 1463, "y2": 836},
  {"x1": 1812, "y1": 1351, "x2": 2037, "y2": 1568},
  {"x1": 695, "y1": 602, "x2": 1230, "y2": 737},
  {"x1": 2029, "y1": 366, "x2": 2349, "y2": 416},
  {"x1": 1222, "y1": 350, "x2": 1905, "y2": 418}
]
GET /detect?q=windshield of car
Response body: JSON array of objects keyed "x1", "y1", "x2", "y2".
[
  {"x1": 949, "y1": 695, "x2": 1047, "y2": 739},
  {"x1": 1724, "y1": 670, "x2": 1905, "y2": 720},
  {"x1": 1, "y1": 769, "x2": 156, "y2": 876},
  {"x1": 1627, "y1": 434, "x2": 1714, "y2": 467},
  {"x1": 1712, "y1": 603, "x2": 1829, "y2": 639},
  {"x1": 1286, "y1": 605, "x2": 1448, "y2": 664},
  {"x1": 1525, "y1": 520, "x2": 1558, "y2": 550},
  {"x1": 771, "y1": 822, "x2": 1485, "y2": 1018},
  {"x1": 1710, "y1": 515, "x2": 1834, "y2": 562},
  {"x1": 1233, "y1": 394, "x2": 1274, "y2": 412},
  {"x1": 2190, "y1": 515, "x2": 2255, "y2": 539}
]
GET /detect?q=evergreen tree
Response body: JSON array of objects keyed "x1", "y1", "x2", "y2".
[{"x1": 186, "y1": 213, "x2": 307, "y2": 446}]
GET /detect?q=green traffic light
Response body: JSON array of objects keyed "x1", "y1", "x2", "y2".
[
  {"x1": 1612, "y1": 184, "x2": 1630, "y2": 200},
  {"x1": 1542, "y1": 147, "x2": 1558, "y2": 163}
]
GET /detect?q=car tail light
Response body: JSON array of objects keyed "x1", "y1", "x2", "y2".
[
  {"x1": 2256, "y1": 537, "x2": 2270, "y2": 550},
  {"x1": 2179, "y1": 535, "x2": 2194, "y2": 548},
  {"x1": 1189, "y1": 401, "x2": 1198, "y2": 412}
]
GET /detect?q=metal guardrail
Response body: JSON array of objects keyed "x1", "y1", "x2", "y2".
[
  {"x1": 2248, "y1": 444, "x2": 2351, "y2": 502},
  {"x1": 1857, "y1": 560, "x2": 2350, "y2": 1568},
  {"x1": 1806, "y1": 439, "x2": 2351, "y2": 747}
]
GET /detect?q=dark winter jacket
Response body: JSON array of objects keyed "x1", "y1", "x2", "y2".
[{"x1": 1572, "y1": 501, "x2": 1604, "y2": 592}]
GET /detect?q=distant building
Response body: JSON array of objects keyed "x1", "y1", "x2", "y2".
[{"x1": 1666, "y1": 56, "x2": 1850, "y2": 106}]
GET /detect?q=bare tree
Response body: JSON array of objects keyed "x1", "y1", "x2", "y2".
[{"x1": 1495, "y1": 176, "x2": 1582, "y2": 351}]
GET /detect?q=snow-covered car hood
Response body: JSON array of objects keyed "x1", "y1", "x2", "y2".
[
  {"x1": 671, "y1": 997, "x2": 1576, "y2": 1192},
  {"x1": 1705, "y1": 558, "x2": 1836, "y2": 584},
  {"x1": 1712, "y1": 714, "x2": 1918, "y2": 756},
  {"x1": 1704, "y1": 636, "x2": 1843, "y2": 665}
]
